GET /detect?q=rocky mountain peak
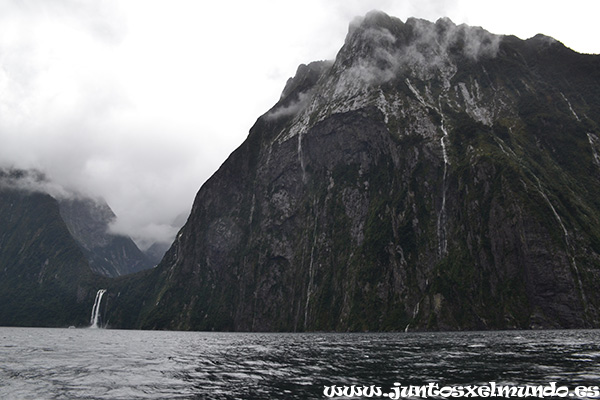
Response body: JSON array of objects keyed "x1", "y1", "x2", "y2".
[
  {"x1": 263, "y1": 11, "x2": 507, "y2": 149},
  {"x1": 279, "y1": 61, "x2": 333, "y2": 101}
]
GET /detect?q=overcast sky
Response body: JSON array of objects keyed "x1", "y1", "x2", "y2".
[{"x1": 0, "y1": 0, "x2": 598, "y2": 249}]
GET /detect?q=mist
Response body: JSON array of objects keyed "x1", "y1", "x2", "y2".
[{"x1": 341, "y1": 14, "x2": 503, "y2": 87}]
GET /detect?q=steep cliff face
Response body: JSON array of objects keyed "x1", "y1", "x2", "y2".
[{"x1": 110, "y1": 11, "x2": 600, "y2": 331}]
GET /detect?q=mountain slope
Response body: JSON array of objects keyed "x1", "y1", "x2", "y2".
[
  {"x1": 58, "y1": 197, "x2": 153, "y2": 277},
  {"x1": 107, "y1": 12, "x2": 600, "y2": 331}
]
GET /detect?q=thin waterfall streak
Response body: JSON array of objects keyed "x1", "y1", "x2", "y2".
[
  {"x1": 298, "y1": 131, "x2": 307, "y2": 183},
  {"x1": 437, "y1": 122, "x2": 450, "y2": 257}
]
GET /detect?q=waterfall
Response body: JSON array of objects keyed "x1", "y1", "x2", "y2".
[
  {"x1": 304, "y1": 198, "x2": 319, "y2": 331},
  {"x1": 90, "y1": 289, "x2": 106, "y2": 329},
  {"x1": 437, "y1": 121, "x2": 450, "y2": 257}
]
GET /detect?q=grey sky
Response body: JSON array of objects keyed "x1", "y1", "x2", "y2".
[{"x1": 0, "y1": 0, "x2": 598, "y2": 248}]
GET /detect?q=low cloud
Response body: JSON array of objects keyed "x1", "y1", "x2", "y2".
[
  {"x1": 0, "y1": 165, "x2": 188, "y2": 250},
  {"x1": 108, "y1": 219, "x2": 180, "y2": 250},
  {"x1": 266, "y1": 91, "x2": 313, "y2": 120},
  {"x1": 0, "y1": 168, "x2": 75, "y2": 200},
  {"x1": 342, "y1": 13, "x2": 502, "y2": 84}
]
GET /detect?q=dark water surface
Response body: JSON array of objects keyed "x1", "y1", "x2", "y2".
[{"x1": 1, "y1": 327, "x2": 599, "y2": 399}]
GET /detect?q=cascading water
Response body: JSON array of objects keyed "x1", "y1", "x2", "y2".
[
  {"x1": 90, "y1": 289, "x2": 106, "y2": 329},
  {"x1": 437, "y1": 122, "x2": 450, "y2": 257}
]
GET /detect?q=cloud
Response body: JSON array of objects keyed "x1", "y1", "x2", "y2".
[
  {"x1": 266, "y1": 91, "x2": 314, "y2": 120},
  {"x1": 108, "y1": 219, "x2": 180, "y2": 251},
  {"x1": 341, "y1": 13, "x2": 501, "y2": 86},
  {"x1": 0, "y1": 168, "x2": 74, "y2": 199}
]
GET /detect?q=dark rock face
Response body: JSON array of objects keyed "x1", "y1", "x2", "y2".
[{"x1": 109, "y1": 11, "x2": 600, "y2": 331}]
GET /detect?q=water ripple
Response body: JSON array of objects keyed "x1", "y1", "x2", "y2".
[{"x1": 1, "y1": 328, "x2": 600, "y2": 399}]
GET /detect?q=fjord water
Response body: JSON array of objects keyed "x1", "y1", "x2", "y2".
[{"x1": 1, "y1": 328, "x2": 599, "y2": 399}]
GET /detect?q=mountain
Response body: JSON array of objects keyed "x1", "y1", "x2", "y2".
[
  {"x1": 144, "y1": 241, "x2": 171, "y2": 266},
  {"x1": 0, "y1": 170, "x2": 103, "y2": 327},
  {"x1": 143, "y1": 212, "x2": 188, "y2": 266},
  {"x1": 58, "y1": 197, "x2": 153, "y2": 276},
  {"x1": 106, "y1": 11, "x2": 600, "y2": 331}
]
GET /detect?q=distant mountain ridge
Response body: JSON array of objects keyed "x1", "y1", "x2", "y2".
[{"x1": 104, "y1": 11, "x2": 600, "y2": 331}]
